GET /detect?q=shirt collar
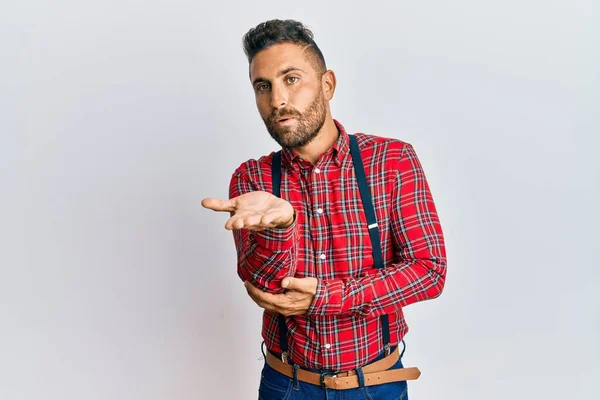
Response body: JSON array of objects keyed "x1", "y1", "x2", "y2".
[{"x1": 280, "y1": 119, "x2": 350, "y2": 170}]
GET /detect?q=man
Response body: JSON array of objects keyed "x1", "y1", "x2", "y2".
[{"x1": 202, "y1": 19, "x2": 447, "y2": 399}]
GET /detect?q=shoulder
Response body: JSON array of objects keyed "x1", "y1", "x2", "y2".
[
  {"x1": 352, "y1": 132, "x2": 413, "y2": 169},
  {"x1": 230, "y1": 151, "x2": 277, "y2": 189}
]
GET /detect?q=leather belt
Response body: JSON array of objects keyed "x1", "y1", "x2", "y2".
[{"x1": 265, "y1": 347, "x2": 421, "y2": 390}]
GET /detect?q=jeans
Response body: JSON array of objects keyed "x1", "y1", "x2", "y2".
[{"x1": 257, "y1": 343, "x2": 409, "y2": 400}]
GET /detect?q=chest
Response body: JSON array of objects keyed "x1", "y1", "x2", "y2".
[{"x1": 281, "y1": 164, "x2": 395, "y2": 278}]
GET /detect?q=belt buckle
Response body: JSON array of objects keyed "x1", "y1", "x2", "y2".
[{"x1": 319, "y1": 371, "x2": 338, "y2": 388}]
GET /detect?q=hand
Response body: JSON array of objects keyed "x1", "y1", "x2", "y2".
[
  {"x1": 244, "y1": 277, "x2": 319, "y2": 316},
  {"x1": 201, "y1": 191, "x2": 295, "y2": 231}
]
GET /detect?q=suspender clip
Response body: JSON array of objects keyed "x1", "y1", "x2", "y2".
[{"x1": 384, "y1": 344, "x2": 391, "y2": 356}]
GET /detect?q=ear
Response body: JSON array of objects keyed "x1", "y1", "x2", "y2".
[{"x1": 321, "y1": 70, "x2": 337, "y2": 101}]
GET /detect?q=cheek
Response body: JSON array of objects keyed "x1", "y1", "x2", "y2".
[{"x1": 290, "y1": 86, "x2": 319, "y2": 112}]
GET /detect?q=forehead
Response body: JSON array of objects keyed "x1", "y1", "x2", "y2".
[{"x1": 249, "y1": 42, "x2": 314, "y2": 80}]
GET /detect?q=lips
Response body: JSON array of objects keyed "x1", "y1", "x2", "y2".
[{"x1": 275, "y1": 116, "x2": 296, "y2": 125}]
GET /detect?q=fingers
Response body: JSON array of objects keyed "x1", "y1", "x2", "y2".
[
  {"x1": 260, "y1": 212, "x2": 279, "y2": 226},
  {"x1": 245, "y1": 282, "x2": 279, "y2": 312},
  {"x1": 244, "y1": 282, "x2": 311, "y2": 316},
  {"x1": 224, "y1": 211, "x2": 285, "y2": 231},
  {"x1": 225, "y1": 214, "x2": 262, "y2": 230},
  {"x1": 201, "y1": 197, "x2": 236, "y2": 212}
]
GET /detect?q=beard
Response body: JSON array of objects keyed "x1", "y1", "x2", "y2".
[{"x1": 262, "y1": 90, "x2": 327, "y2": 149}]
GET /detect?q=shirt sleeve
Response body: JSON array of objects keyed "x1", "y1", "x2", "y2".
[
  {"x1": 229, "y1": 169, "x2": 299, "y2": 294},
  {"x1": 306, "y1": 143, "x2": 447, "y2": 316}
]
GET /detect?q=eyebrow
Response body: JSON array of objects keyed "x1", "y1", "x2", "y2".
[{"x1": 251, "y1": 67, "x2": 306, "y2": 87}]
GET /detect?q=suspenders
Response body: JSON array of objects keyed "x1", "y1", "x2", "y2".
[{"x1": 271, "y1": 134, "x2": 391, "y2": 363}]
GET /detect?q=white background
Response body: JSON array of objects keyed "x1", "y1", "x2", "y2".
[{"x1": 1, "y1": 1, "x2": 598, "y2": 399}]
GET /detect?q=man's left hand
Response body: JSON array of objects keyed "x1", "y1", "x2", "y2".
[{"x1": 244, "y1": 277, "x2": 318, "y2": 316}]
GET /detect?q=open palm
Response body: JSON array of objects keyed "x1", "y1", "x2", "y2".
[{"x1": 202, "y1": 191, "x2": 295, "y2": 231}]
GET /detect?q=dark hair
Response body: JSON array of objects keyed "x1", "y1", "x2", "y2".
[{"x1": 242, "y1": 19, "x2": 327, "y2": 75}]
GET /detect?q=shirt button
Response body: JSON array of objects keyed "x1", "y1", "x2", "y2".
[
  {"x1": 316, "y1": 208, "x2": 323, "y2": 214},
  {"x1": 324, "y1": 343, "x2": 331, "y2": 349},
  {"x1": 314, "y1": 168, "x2": 321, "y2": 174},
  {"x1": 320, "y1": 254, "x2": 326, "y2": 260}
]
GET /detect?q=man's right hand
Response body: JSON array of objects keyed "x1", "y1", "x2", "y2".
[{"x1": 202, "y1": 191, "x2": 295, "y2": 231}]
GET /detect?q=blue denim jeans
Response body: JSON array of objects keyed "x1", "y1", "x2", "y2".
[{"x1": 257, "y1": 343, "x2": 409, "y2": 400}]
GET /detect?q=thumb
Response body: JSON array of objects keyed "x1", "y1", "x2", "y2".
[
  {"x1": 281, "y1": 277, "x2": 297, "y2": 290},
  {"x1": 201, "y1": 197, "x2": 236, "y2": 212},
  {"x1": 281, "y1": 277, "x2": 312, "y2": 292}
]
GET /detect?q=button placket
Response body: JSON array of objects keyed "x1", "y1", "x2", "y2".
[{"x1": 312, "y1": 166, "x2": 324, "y2": 216}]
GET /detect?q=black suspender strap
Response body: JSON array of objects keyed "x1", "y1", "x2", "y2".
[
  {"x1": 348, "y1": 134, "x2": 391, "y2": 353},
  {"x1": 270, "y1": 136, "x2": 391, "y2": 361},
  {"x1": 348, "y1": 135, "x2": 384, "y2": 270},
  {"x1": 271, "y1": 151, "x2": 289, "y2": 361},
  {"x1": 272, "y1": 150, "x2": 282, "y2": 197}
]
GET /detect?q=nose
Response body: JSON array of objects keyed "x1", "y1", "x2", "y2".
[{"x1": 270, "y1": 83, "x2": 288, "y2": 110}]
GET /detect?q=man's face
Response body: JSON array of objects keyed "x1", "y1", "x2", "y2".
[{"x1": 249, "y1": 43, "x2": 327, "y2": 149}]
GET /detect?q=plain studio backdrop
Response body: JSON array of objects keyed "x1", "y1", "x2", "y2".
[{"x1": 1, "y1": 1, "x2": 598, "y2": 399}]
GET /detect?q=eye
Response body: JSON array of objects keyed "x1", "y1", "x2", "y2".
[
  {"x1": 286, "y1": 76, "x2": 299, "y2": 84},
  {"x1": 256, "y1": 84, "x2": 270, "y2": 93}
]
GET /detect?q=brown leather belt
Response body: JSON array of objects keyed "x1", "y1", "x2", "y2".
[{"x1": 265, "y1": 347, "x2": 421, "y2": 390}]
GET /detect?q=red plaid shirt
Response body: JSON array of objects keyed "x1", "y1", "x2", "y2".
[{"x1": 229, "y1": 120, "x2": 447, "y2": 371}]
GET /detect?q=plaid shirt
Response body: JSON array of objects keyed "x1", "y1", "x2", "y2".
[{"x1": 229, "y1": 120, "x2": 447, "y2": 371}]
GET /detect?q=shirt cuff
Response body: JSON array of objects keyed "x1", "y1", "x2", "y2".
[{"x1": 306, "y1": 279, "x2": 343, "y2": 316}]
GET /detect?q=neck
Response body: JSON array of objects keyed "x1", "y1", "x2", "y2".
[{"x1": 293, "y1": 118, "x2": 339, "y2": 164}]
